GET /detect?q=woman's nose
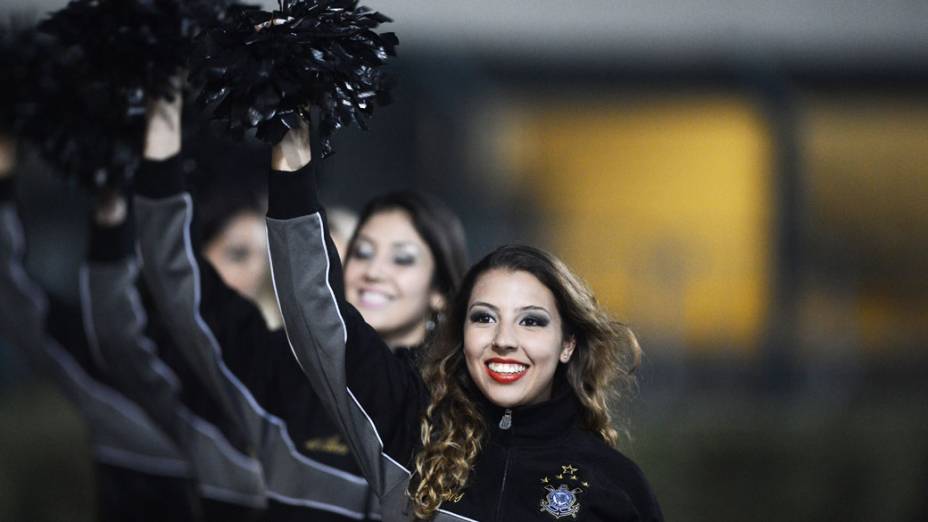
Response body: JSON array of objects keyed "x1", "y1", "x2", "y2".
[
  {"x1": 491, "y1": 321, "x2": 518, "y2": 352},
  {"x1": 362, "y1": 255, "x2": 387, "y2": 280}
]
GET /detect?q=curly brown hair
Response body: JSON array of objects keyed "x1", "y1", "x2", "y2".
[{"x1": 409, "y1": 244, "x2": 641, "y2": 519}]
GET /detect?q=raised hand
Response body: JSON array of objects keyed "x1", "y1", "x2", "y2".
[
  {"x1": 143, "y1": 81, "x2": 183, "y2": 161},
  {"x1": 270, "y1": 124, "x2": 311, "y2": 172},
  {"x1": 93, "y1": 189, "x2": 128, "y2": 227}
]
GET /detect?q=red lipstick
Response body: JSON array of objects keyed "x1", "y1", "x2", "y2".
[{"x1": 484, "y1": 358, "x2": 528, "y2": 384}]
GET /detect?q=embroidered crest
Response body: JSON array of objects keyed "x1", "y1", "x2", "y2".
[
  {"x1": 539, "y1": 465, "x2": 588, "y2": 519},
  {"x1": 303, "y1": 435, "x2": 350, "y2": 456}
]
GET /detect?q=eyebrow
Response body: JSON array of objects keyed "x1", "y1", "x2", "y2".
[
  {"x1": 355, "y1": 234, "x2": 421, "y2": 251},
  {"x1": 469, "y1": 301, "x2": 498, "y2": 312},
  {"x1": 468, "y1": 302, "x2": 551, "y2": 315},
  {"x1": 392, "y1": 242, "x2": 421, "y2": 252}
]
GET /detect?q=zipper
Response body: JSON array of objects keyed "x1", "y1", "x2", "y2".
[
  {"x1": 499, "y1": 408, "x2": 512, "y2": 430},
  {"x1": 493, "y1": 408, "x2": 513, "y2": 521},
  {"x1": 493, "y1": 448, "x2": 511, "y2": 522}
]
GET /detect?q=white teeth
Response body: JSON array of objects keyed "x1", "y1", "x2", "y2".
[
  {"x1": 359, "y1": 290, "x2": 391, "y2": 306},
  {"x1": 488, "y1": 362, "x2": 528, "y2": 374}
]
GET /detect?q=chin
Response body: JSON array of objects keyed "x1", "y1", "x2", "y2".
[
  {"x1": 480, "y1": 385, "x2": 528, "y2": 409},
  {"x1": 361, "y1": 314, "x2": 388, "y2": 332},
  {"x1": 354, "y1": 305, "x2": 384, "y2": 324},
  {"x1": 487, "y1": 396, "x2": 522, "y2": 408}
]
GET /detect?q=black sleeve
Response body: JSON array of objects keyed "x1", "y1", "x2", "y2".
[{"x1": 266, "y1": 158, "x2": 429, "y2": 499}]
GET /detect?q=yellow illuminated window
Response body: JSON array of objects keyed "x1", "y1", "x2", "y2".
[{"x1": 498, "y1": 95, "x2": 773, "y2": 356}]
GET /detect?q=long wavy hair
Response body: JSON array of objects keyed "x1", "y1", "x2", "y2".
[{"x1": 409, "y1": 244, "x2": 641, "y2": 518}]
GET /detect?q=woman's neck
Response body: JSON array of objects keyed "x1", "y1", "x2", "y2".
[{"x1": 383, "y1": 322, "x2": 427, "y2": 351}]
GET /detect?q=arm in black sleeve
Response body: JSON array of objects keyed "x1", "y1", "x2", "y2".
[
  {"x1": 0, "y1": 195, "x2": 189, "y2": 477},
  {"x1": 81, "y1": 216, "x2": 268, "y2": 508},
  {"x1": 266, "y1": 159, "x2": 429, "y2": 501},
  {"x1": 133, "y1": 156, "x2": 265, "y2": 448},
  {"x1": 81, "y1": 216, "x2": 186, "y2": 440}
]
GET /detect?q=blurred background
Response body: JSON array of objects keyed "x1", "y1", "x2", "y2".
[{"x1": 2, "y1": 0, "x2": 928, "y2": 520}]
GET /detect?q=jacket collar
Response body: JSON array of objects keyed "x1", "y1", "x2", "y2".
[{"x1": 476, "y1": 377, "x2": 582, "y2": 447}]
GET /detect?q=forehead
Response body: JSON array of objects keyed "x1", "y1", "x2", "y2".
[
  {"x1": 218, "y1": 211, "x2": 265, "y2": 240},
  {"x1": 470, "y1": 269, "x2": 558, "y2": 312},
  {"x1": 356, "y1": 209, "x2": 425, "y2": 248}
]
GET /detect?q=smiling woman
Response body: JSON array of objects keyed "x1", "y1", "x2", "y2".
[
  {"x1": 266, "y1": 128, "x2": 664, "y2": 521},
  {"x1": 464, "y1": 269, "x2": 576, "y2": 406},
  {"x1": 411, "y1": 245, "x2": 649, "y2": 519},
  {"x1": 343, "y1": 192, "x2": 469, "y2": 350}
]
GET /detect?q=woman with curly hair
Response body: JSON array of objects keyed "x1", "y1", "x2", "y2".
[{"x1": 266, "y1": 129, "x2": 663, "y2": 521}]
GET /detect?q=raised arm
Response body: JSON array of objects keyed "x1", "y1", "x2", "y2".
[
  {"x1": 133, "y1": 99, "x2": 381, "y2": 515},
  {"x1": 0, "y1": 155, "x2": 187, "y2": 478},
  {"x1": 80, "y1": 195, "x2": 268, "y2": 508},
  {"x1": 133, "y1": 94, "x2": 264, "y2": 448},
  {"x1": 80, "y1": 193, "x2": 185, "y2": 439},
  {"x1": 266, "y1": 128, "x2": 428, "y2": 501}
]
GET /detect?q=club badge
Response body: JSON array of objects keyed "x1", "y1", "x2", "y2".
[{"x1": 539, "y1": 464, "x2": 588, "y2": 519}]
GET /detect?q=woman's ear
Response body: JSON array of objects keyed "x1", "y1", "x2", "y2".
[
  {"x1": 559, "y1": 336, "x2": 576, "y2": 363},
  {"x1": 429, "y1": 291, "x2": 446, "y2": 313}
]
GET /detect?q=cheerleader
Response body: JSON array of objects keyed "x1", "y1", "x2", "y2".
[
  {"x1": 265, "y1": 131, "x2": 665, "y2": 521},
  {"x1": 0, "y1": 137, "x2": 202, "y2": 522}
]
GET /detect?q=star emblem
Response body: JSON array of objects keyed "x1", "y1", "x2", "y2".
[{"x1": 538, "y1": 465, "x2": 588, "y2": 519}]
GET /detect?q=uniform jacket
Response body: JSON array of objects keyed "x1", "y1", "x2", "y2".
[
  {"x1": 132, "y1": 157, "x2": 379, "y2": 520},
  {"x1": 0, "y1": 178, "x2": 202, "y2": 520},
  {"x1": 265, "y1": 160, "x2": 665, "y2": 522}
]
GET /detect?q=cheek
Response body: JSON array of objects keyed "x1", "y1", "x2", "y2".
[
  {"x1": 343, "y1": 262, "x2": 363, "y2": 290},
  {"x1": 462, "y1": 330, "x2": 485, "y2": 375},
  {"x1": 396, "y1": 269, "x2": 433, "y2": 301},
  {"x1": 523, "y1": 332, "x2": 564, "y2": 364},
  {"x1": 248, "y1": 257, "x2": 266, "y2": 279},
  {"x1": 462, "y1": 327, "x2": 481, "y2": 358},
  {"x1": 462, "y1": 326, "x2": 495, "y2": 362}
]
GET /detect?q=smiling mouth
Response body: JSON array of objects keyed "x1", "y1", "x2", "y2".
[
  {"x1": 485, "y1": 359, "x2": 528, "y2": 384},
  {"x1": 358, "y1": 289, "x2": 393, "y2": 308}
]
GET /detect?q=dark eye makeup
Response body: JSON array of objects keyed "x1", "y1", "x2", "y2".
[
  {"x1": 520, "y1": 315, "x2": 550, "y2": 327},
  {"x1": 393, "y1": 253, "x2": 417, "y2": 266},
  {"x1": 224, "y1": 245, "x2": 251, "y2": 263},
  {"x1": 468, "y1": 311, "x2": 495, "y2": 324}
]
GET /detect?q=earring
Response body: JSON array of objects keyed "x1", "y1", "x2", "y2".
[{"x1": 425, "y1": 311, "x2": 443, "y2": 334}]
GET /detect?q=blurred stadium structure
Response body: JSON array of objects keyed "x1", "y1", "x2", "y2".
[{"x1": 2, "y1": 1, "x2": 927, "y2": 520}]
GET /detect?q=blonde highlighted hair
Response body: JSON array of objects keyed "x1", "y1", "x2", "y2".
[{"x1": 409, "y1": 245, "x2": 640, "y2": 518}]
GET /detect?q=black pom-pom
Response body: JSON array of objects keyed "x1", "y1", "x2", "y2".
[
  {"x1": 0, "y1": 15, "x2": 38, "y2": 135},
  {"x1": 16, "y1": 35, "x2": 147, "y2": 190},
  {"x1": 40, "y1": 0, "x2": 230, "y2": 102},
  {"x1": 16, "y1": 0, "x2": 231, "y2": 189},
  {"x1": 190, "y1": 0, "x2": 398, "y2": 156}
]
